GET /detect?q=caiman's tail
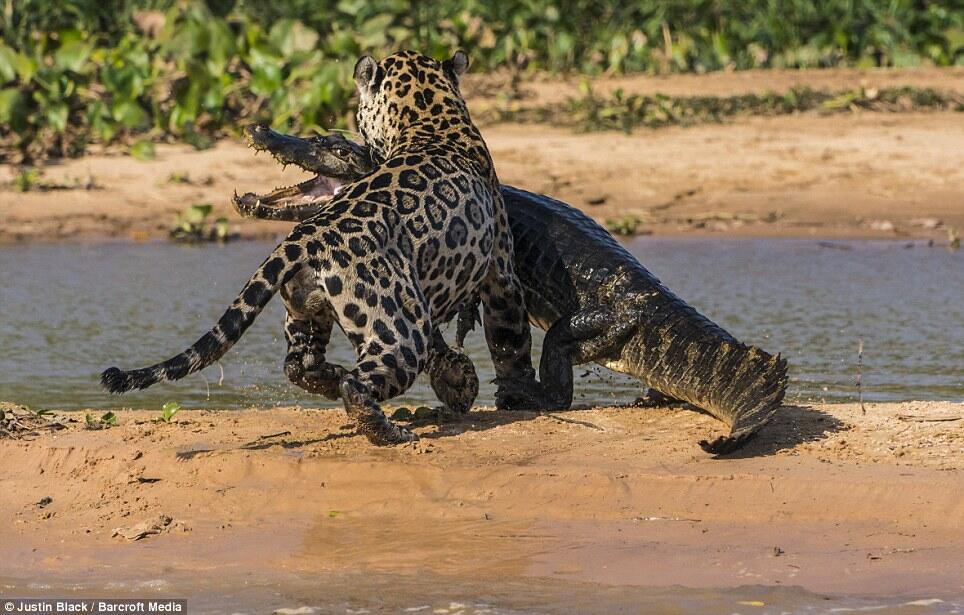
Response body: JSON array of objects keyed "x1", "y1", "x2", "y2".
[
  {"x1": 633, "y1": 297, "x2": 789, "y2": 455},
  {"x1": 689, "y1": 342, "x2": 787, "y2": 454},
  {"x1": 101, "y1": 241, "x2": 302, "y2": 393}
]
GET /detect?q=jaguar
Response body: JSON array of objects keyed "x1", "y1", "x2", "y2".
[{"x1": 101, "y1": 50, "x2": 544, "y2": 445}]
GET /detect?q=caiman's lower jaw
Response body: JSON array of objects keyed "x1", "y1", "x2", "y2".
[{"x1": 233, "y1": 174, "x2": 344, "y2": 210}]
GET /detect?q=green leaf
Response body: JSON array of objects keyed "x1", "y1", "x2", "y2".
[
  {"x1": 47, "y1": 103, "x2": 69, "y2": 132},
  {"x1": 214, "y1": 217, "x2": 229, "y2": 241},
  {"x1": 54, "y1": 30, "x2": 93, "y2": 72},
  {"x1": 0, "y1": 88, "x2": 25, "y2": 127},
  {"x1": 161, "y1": 402, "x2": 181, "y2": 422},
  {"x1": 112, "y1": 100, "x2": 148, "y2": 129},
  {"x1": 269, "y1": 19, "x2": 319, "y2": 56},
  {"x1": 185, "y1": 203, "x2": 213, "y2": 224},
  {"x1": 130, "y1": 139, "x2": 156, "y2": 161},
  {"x1": 101, "y1": 412, "x2": 118, "y2": 427},
  {"x1": 0, "y1": 44, "x2": 17, "y2": 83}
]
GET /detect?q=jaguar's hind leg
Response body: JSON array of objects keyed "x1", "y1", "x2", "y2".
[
  {"x1": 336, "y1": 268, "x2": 433, "y2": 445},
  {"x1": 282, "y1": 312, "x2": 345, "y2": 400},
  {"x1": 339, "y1": 332, "x2": 429, "y2": 444}
]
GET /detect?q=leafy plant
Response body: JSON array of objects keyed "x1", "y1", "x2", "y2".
[
  {"x1": 130, "y1": 139, "x2": 155, "y2": 161},
  {"x1": 605, "y1": 215, "x2": 647, "y2": 236},
  {"x1": 13, "y1": 167, "x2": 40, "y2": 191},
  {"x1": 158, "y1": 401, "x2": 181, "y2": 423},
  {"x1": 169, "y1": 203, "x2": 232, "y2": 243},
  {"x1": 86, "y1": 411, "x2": 118, "y2": 429}
]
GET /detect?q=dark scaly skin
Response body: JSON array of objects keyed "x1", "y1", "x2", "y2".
[
  {"x1": 499, "y1": 186, "x2": 788, "y2": 454},
  {"x1": 236, "y1": 131, "x2": 789, "y2": 455}
]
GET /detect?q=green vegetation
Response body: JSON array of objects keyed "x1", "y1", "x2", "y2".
[
  {"x1": 0, "y1": 0, "x2": 960, "y2": 162},
  {"x1": 157, "y1": 401, "x2": 181, "y2": 423},
  {"x1": 86, "y1": 411, "x2": 119, "y2": 429},
  {"x1": 495, "y1": 84, "x2": 963, "y2": 132},
  {"x1": 6, "y1": 166, "x2": 100, "y2": 192},
  {"x1": 169, "y1": 203, "x2": 232, "y2": 243}
]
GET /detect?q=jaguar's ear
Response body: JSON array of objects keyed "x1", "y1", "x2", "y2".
[
  {"x1": 353, "y1": 55, "x2": 378, "y2": 95},
  {"x1": 442, "y1": 50, "x2": 469, "y2": 83}
]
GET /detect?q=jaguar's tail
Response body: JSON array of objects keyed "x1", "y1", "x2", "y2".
[{"x1": 101, "y1": 241, "x2": 303, "y2": 393}]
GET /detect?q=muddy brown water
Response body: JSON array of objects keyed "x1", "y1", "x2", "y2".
[{"x1": 0, "y1": 238, "x2": 961, "y2": 411}]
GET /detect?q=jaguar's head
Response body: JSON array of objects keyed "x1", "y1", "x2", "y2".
[{"x1": 353, "y1": 50, "x2": 470, "y2": 157}]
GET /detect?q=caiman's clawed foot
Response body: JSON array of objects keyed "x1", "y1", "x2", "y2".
[
  {"x1": 428, "y1": 348, "x2": 479, "y2": 415},
  {"x1": 494, "y1": 375, "x2": 565, "y2": 411},
  {"x1": 632, "y1": 389, "x2": 684, "y2": 408},
  {"x1": 699, "y1": 431, "x2": 756, "y2": 455}
]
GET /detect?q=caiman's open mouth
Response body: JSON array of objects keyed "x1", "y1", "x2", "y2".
[
  {"x1": 233, "y1": 124, "x2": 345, "y2": 210},
  {"x1": 232, "y1": 174, "x2": 344, "y2": 210}
]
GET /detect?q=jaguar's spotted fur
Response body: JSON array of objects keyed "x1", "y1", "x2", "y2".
[{"x1": 101, "y1": 50, "x2": 541, "y2": 444}]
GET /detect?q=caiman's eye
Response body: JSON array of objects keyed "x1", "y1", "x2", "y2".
[{"x1": 332, "y1": 147, "x2": 349, "y2": 158}]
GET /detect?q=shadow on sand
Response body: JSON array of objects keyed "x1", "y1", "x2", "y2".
[
  {"x1": 171, "y1": 402, "x2": 845, "y2": 460},
  {"x1": 403, "y1": 402, "x2": 847, "y2": 459}
]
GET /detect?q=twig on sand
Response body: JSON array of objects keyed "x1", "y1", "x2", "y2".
[
  {"x1": 544, "y1": 413, "x2": 605, "y2": 431},
  {"x1": 896, "y1": 415, "x2": 962, "y2": 423},
  {"x1": 258, "y1": 430, "x2": 292, "y2": 440},
  {"x1": 857, "y1": 339, "x2": 865, "y2": 415}
]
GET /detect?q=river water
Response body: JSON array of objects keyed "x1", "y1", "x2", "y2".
[{"x1": 0, "y1": 237, "x2": 961, "y2": 411}]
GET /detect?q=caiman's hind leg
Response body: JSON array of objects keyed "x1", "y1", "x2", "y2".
[
  {"x1": 427, "y1": 329, "x2": 479, "y2": 416},
  {"x1": 633, "y1": 388, "x2": 685, "y2": 408},
  {"x1": 282, "y1": 312, "x2": 346, "y2": 400},
  {"x1": 534, "y1": 302, "x2": 642, "y2": 409}
]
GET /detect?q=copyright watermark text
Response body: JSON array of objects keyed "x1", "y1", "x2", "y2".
[{"x1": 3, "y1": 600, "x2": 185, "y2": 614}]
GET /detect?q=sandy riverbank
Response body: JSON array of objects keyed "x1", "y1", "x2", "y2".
[
  {"x1": 2, "y1": 67, "x2": 962, "y2": 244},
  {"x1": 2, "y1": 400, "x2": 962, "y2": 602}
]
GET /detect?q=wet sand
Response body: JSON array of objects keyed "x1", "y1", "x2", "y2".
[{"x1": 2, "y1": 400, "x2": 962, "y2": 602}]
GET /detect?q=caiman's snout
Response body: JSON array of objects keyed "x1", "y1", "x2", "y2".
[{"x1": 244, "y1": 123, "x2": 309, "y2": 161}]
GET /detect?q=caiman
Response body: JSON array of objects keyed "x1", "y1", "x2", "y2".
[{"x1": 234, "y1": 126, "x2": 789, "y2": 454}]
